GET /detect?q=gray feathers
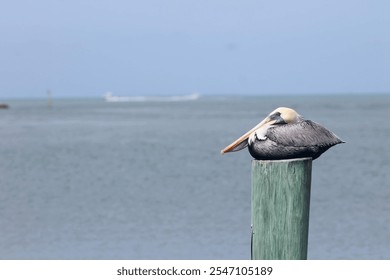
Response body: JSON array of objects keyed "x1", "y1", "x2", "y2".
[
  {"x1": 249, "y1": 120, "x2": 344, "y2": 160},
  {"x1": 266, "y1": 120, "x2": 343, "y2": 148}
]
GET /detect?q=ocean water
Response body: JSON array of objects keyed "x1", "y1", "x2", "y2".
[{"x1": 0, "y1": 94, "x2": 389, "y2": 259}]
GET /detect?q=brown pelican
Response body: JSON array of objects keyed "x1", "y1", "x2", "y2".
[{"x1": 221, "y1": 107, "x2": 344, "y2": 160}]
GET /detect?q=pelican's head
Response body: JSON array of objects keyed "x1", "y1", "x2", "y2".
[
  {"x1": 221, "y1": 107, "x2": 301, "y2": 154},
  {"x1": 267, "y1": 107, "x2": 301, "y2": 125}
]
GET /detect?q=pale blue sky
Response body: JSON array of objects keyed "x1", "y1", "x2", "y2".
[{"x1": 0, "y1": 0, "x2": 389, "y2": 98}]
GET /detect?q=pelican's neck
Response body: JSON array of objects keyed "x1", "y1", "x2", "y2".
[{"x1": 248, "y1": 123, "x2": 272, "y2": 144}]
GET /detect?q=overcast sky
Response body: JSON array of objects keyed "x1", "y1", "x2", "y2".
[{"x1": 0, "y1": 0, "x2": 389, "y2": 98}]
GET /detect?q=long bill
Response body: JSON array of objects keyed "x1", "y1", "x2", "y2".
[{"x1": 220, "y1": 116, "x2": 271, "y2": 154}]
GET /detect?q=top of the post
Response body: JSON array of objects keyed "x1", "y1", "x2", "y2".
[{"x1": 252, "y1": 157, "x2": 312, "y2": 164}]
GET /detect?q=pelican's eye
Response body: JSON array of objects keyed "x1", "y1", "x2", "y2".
[{"x1": 269, "y1": 112, "x2": 287, "y2": 125}]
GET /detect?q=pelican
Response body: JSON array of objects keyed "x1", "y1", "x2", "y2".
[{"x1": 221, "y1": 107, "x2": 344, "y2": 160}]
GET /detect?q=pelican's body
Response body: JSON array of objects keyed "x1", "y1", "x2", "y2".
[{"x1": 221, "y1": 107, "x2": 344, "y2": 160}]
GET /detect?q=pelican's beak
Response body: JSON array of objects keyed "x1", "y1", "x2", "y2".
[{"x1": 221, "y1": 115, "x2": 274, "y2": 154}]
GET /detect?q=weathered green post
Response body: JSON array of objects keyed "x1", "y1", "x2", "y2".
[{"x1": 251, "y1": 158, "x2": 312, "y2": 260}]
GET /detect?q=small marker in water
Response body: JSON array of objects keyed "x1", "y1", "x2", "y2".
[{"x1": 47, "y1": 90, "x2": 52, "y2": 108}]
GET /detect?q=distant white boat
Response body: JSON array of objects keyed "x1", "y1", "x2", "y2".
[{"x1": 104, "y1": 92, "x2": 200, "y2": 102}]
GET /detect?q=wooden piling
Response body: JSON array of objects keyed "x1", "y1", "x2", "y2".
[{"x1": 251, "y1": 158, "x2": 312, "y2": 260}]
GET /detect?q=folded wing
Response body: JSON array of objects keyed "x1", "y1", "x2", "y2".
[{"x1": 266, "y1": 120, "x2": 343, "y2": 148}]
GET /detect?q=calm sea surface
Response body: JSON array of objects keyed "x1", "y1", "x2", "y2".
[{"x1": 0, "y1": 94, "x2": 389, "y2": 259}]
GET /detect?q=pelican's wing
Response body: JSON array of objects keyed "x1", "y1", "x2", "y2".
[{"x1": 266, "y1": 120, "x2": 343, "y2": 147}]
